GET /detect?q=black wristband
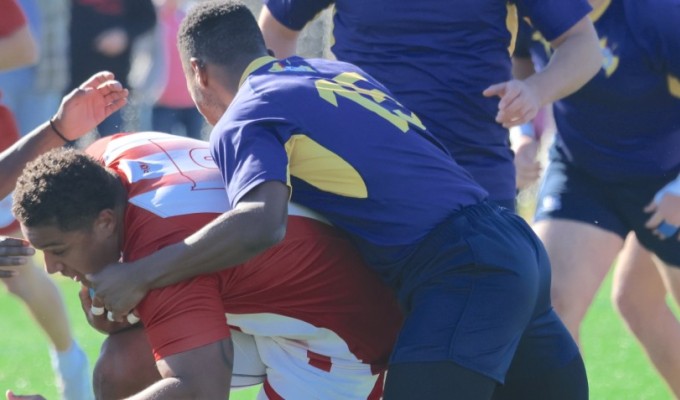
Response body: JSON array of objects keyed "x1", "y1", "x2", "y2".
[{"x1": 49, "y1": 118, "x2": 72, "y2": 144}]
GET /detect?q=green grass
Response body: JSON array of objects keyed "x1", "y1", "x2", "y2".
[
  {"x1": 583, "y1": 274, "x2": 672, "y2": 399},
  {"x1": 0, "y1": 275, "x2": 259, "y2": 399},
  {"x1": 0, "y1": 270, "x2": 673, "y2": 399}
]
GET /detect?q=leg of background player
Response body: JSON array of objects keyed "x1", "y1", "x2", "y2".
[
  {"x1": 533, "y1": 219, "x2": 623, "y2": 343},
  {"x1": 615, "y1": 236, "x2": 680, "y2": 399},
  {"x1": 3, "y1": 257, "x2": 92, "y2": 400}
]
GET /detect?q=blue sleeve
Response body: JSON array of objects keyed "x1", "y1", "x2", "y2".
[
  {"x1": 263, "y1": 0, "x2": 335, "y2": 31},
  {"x1": 211, "y1": 116, "x2": 291, "y2": 208},
  {"x1": 516, "y1": 0, "x2": 591, "y2": 42}
]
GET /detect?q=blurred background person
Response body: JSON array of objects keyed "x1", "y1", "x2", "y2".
[
  {"x1": 0, "y1": 0, "x2": 37, "y2": 71},
  {"x1": 67, "y1": 0, "x2": 156, "y2": 137},
  {"x1": 258, "y1": 0, "x2": 601, "y2": 212},
  {"x1": 513, "y1": 0, "x2": 680, "y2": 397},
  {"x1": 0, "y1": 0, "x2": 69, "y2": 136},
  {"x1": 0, "y1": 2, "x2": 92, "y2": 399},
  {"x1": 149, "y1": 0, "x2": 205, "y2": 139}
]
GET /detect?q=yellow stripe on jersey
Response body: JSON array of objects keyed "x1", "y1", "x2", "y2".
[
  {"x1": 240, "y1": 56, "x2": 277, "y2": 88},
  {"x1": 589, "y1": 0, "x2": 612, "y2": 23},
  {"x1": 284, "y1": 134, "x2": 368, "y2": 198},
  {"x1": 506, "y1": 4, "x2": 518, "y2": 56},
  {"x1": 668, "y1": 74, "x2": 680, "y2": 99}
]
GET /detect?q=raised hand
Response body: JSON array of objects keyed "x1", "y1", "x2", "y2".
[
  {"x1": 483, "y1": 79, "x2": 541, "y2": 128},
  {"x1": 51, "y1": 71, "x2": 129, "y2": 141}
]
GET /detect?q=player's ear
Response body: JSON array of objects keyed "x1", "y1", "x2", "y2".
[
  {"x1": 93, "y1": 209, "x2": 118, "y2": 238},
  {"x1": 190, "y1": 57, "x2": 209, "y2": 88}
]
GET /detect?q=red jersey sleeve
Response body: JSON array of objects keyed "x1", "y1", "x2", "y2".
[
  {"x1": 0, "y1": 0, "x2": 27, "y2": 36},
  {"x1": 138, "y1": 275, "x2": 232, "y2": 361},
  {"x1": 124, "y1": 206, "x2": 231, "y2": 360}
]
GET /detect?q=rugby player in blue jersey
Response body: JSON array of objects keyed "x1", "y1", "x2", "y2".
[
  {"x1": 514, "y1": 0, "x2": 680, "y2": 396},
  {"x1": 257, "y1": 0, "x2": 601, "y2": 211},
  {"x1": 87, "y1": 2, "x2": 588, "y2": 398}
]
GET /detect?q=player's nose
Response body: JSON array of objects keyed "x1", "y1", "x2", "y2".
[{"x1": 43, "y1": 254, "x2": 63, "y2": 274}]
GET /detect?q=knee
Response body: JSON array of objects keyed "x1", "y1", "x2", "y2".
[
  {"x1": 611, "y1": 280, "x2": 660, "y2": 331},
  {"x1": 611, "y1": 282, "x2": 637, "y2": 320}
]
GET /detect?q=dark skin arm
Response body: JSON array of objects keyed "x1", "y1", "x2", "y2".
[
  {"x1": 0, "y1": 71, "x2": 128, "y2": 199},
  {"x1": 5, "y1": 339, "x2": 233, "y2": 400},
  {"x1": 126, "y1": 339, "x2": 234, "y2": 400},
  {"x1": 88, "y1": 180, "x2": 290, "y2": 319},
  {"x1": 78, "y1": 286, "x2": 137, "y2": 334}
]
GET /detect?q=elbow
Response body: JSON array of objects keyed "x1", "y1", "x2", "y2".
[
  {"x1": 260, "y1": 220, "x2": 287, "y2": 249},
  {"x1": 243, "y1": 219, "x2": 286, "y2": 256}
]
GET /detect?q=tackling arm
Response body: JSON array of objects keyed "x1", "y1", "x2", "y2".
[{"x1": 88, "y1": 180, "x2": 290, "y2": 319}]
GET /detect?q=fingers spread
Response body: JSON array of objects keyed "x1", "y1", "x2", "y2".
[{"x1": 80, "y1": 71, "x2": 115, "y2": 89}]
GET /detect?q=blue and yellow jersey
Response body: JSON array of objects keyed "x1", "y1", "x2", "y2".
[
  {"x1": 516, "y1": 0, "x2": 680, "y2": 181},
  {"x1": 210, "y1": 56, "x2": 487, "y2": 248},
  {"x1": 264, "y1": 0, "x2": 591, "y2": 203}
]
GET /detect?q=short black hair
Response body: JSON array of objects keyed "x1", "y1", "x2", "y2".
[
  {"x1": 178, "y1": 0, "x2": 268, "y2": 69},
  {"x1": 13, "y1": 148, "x2": 126, "y2": 231}
]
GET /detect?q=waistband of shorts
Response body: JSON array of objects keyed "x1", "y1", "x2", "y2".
[{"x1": 415, "y1": 201, "x2": 500, "y2": 253}]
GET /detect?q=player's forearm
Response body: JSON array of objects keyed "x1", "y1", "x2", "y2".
[
  {"x1": 0, "y1": 121, "x2": 66, "y2": 198},
  {"x1": 258, "y1": 5, "x2": 300, "y2": 58},
  {"x1": 124, "y1": 378, "x2": 193, "y2": 400},
  {"x1": 524, "y1": 17, "x2": 601, "y2": 106},
  {"x1": 139, "y1": 205, "x2": 286, "y2": 290}
]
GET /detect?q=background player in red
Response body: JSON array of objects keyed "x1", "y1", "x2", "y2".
[
  {"x1": 11, "y1": 132, "x2": 402, "y2": 399},
  {"x1": 0, "y1": 0, "x2": 38, "y2": 71}
]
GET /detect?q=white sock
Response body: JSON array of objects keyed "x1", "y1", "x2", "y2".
[{"x1": 49, "y1": 340, "x2": 94, "y2": 400}]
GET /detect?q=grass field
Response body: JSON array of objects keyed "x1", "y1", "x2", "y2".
[{"x1": 0, "y1": 267, "x2": 674, "y2": 399}]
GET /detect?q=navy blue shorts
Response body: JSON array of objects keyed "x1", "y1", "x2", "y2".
[
  {"x1": 535, "y1": 151, "x2": 680, "y2": 266},
  {"x1": 357, "y1": 202, "x2": 580, "y2": 383}
]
